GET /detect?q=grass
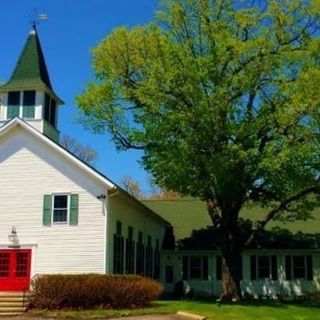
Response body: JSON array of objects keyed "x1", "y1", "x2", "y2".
[{"x1": 27, "y1": 299, "x2": 320, "y2": 320}]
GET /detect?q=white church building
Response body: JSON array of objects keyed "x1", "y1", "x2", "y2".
[{"x1": 0, "y1": 26, "x2": 168, "y2": 292}]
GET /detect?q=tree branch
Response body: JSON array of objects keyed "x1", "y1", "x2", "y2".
[{"x1": 246, "y1": 185, "x2": 320, "y2": 245}]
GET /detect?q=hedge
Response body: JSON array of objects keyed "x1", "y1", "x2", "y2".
[{"x1": 30, "y1": 274, "x2": 163, "y2": 309}]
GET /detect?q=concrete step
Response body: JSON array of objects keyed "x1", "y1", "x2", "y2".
[
  {"x1": 0, "y1": 297, "x2": 26, "y2": 302},
  {"x1": 0, "y1": 301, "x2": 28, "y2": 307},
  {"x1": 0, "y1": 292, "x2": 30, "y2": 298},
  {"x1": 0, "y1": 306, "x2": 27, "y2": 312},
  {"x1": 0, "y1": 312, "x2": 25, "y2": 317},
  {"x1": 0, "y1": 292, "x2": 30, "y2": 315}
]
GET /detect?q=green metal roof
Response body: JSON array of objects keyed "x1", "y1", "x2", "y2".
[
  {"x1": 143, "y1": 199, "x2": 320, "y2": 241},
  {"x1": 0, "y1": 26, "x2": 63, "y2": 104}
]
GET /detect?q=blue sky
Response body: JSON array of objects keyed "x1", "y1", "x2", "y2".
[{"x1": 0, "y1": 0, "x2": 159, "y2": 193}]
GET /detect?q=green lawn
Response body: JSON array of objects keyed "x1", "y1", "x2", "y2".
[{"x1": 28, "y1": 300, "x2": 320, "y2": 320}]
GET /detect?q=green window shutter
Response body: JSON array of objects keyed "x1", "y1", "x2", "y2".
[
  {"x1": 271, "y1": 255, "x2": 278, "y2": 280},
  {"x1": 69, "y1": 194, "x2": 79, "y2": 225},
  {"x1": 202, "y1": 256, "x2": 208, "y2": 280},
  {"x1": 306, "y1": 255, "x2": 313, "y2": 280},
  {"x1": 43, "y1": 195, "x2": 52, "y2": 226},
  {"x1": 250, "y1": 255, "x2": 257, "y2": 280},
  {"x1": 285, "y1": 255, "x2": 292, "y2": 280},
  {"x1": 216, "y1": 255, "x2": 222, "y2": 280},
  {"x1": 182, "y1": 256, "x2": 189, "y2": 280}
]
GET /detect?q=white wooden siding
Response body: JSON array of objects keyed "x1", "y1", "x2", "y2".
[
  {"x1": 161, "y1": 251, "x2": 320, "y2": 297},
  {"x1": 0, "y1": 126, "x2": 107, "y2": 276},
  {"x1": 108, "y1": 194, "x2": 167, "y2": 274}
]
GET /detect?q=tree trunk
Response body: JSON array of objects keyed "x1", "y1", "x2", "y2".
[
  {"x1": 206, "y1": 198, "x2": 243, "y2": 301},
  {"x1": 219, "y1": 239, "x2": 242, "y2": 301}
]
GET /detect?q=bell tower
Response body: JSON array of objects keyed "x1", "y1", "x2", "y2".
[{"x1": 0, "y1": 25, "x2": 63, "y2": 143}]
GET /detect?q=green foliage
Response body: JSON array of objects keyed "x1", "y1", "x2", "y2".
[
  {"x1": 78, "y1": 0, "x2": 320, "y2": 219},
  {"x1": 178, "y1": 223, "x2": 320, "y2": 250},
  {"x1": 30, "y1": 274, "x2": 163, "y2": 310},
  {"x1": 78, "y1": 4, "x2": 320, "y2": 297}
]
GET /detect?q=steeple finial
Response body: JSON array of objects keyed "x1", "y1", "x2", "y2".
[
  {"x1": 29, "y1": 11, "x2": 47, "y2": 35},
  {"x1": 30, "y1": 22, "x2": 37, "y2": 35}
]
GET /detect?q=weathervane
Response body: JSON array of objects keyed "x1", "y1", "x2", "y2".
[{"x1": 30, "y1": 9, "x2": 48, "y2": 30}]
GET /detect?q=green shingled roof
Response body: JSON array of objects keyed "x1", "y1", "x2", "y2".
[
  {"x1": 0, "y1": 27, "x2": 63, "y2": 104},
  {"x1": 143, "y1": 199, "x2": 320, "y2": 241}
]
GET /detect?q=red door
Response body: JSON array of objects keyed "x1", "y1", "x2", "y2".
[{"x1": 0, "y1": 249, "x2": 31, "y2": 291}]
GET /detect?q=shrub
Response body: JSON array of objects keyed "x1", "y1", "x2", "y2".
[{"x1": 30, "y1": 274, "x2": 163, "y2": 309}]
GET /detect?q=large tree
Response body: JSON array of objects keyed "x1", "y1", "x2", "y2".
[{"x1": 78, "y1": 0, "x2": 320, "y2": 300}]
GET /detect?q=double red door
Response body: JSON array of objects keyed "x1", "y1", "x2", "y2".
[{"x1": 0, "y1": 249, "x2": 31, "y2": 291}]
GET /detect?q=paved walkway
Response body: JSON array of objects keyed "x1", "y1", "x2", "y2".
[
  {"x1": 109, "y1": 315, "x2": 184, "y2": 320},
  {"x1": 0, "y1": 314, "x2": 185, "y2": 320}
]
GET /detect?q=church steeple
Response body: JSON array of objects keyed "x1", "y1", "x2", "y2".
[{"x1": 0, "y1": 26, "x2": 63, "y2": 143}]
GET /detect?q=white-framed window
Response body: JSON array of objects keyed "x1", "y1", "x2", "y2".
[
  {"x1": 285, "y1": 255, "x2": 313, "y2": 280},
  {"x1": 52, "y1": 194, "x2": 69, "y2": 224},
  {"x1": 43, "y1": 193, "x2": 78, "y2": 226},
  {"x1": 6, "y1": 90, "x2": 36, "y2": 119},
  {"x1": 113, "y1": 221, "x2": 124, "y2": 273},
  {"x1": 44, "y1": 93, "x2": 56, "y2": 126},
  {"x1": 250, "y1": 255, "x2": 278, "y2": 280},
  {"x1": 182, "y1": 256, "x2": 208, "y2": 280}
]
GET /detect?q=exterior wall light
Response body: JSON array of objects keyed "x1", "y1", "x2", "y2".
[{"x1": 8, "y1": 226, "x2": 18, "y2": 243}]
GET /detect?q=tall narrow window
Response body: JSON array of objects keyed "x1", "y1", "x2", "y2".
[
  {"x1": 7, "y1": 91, "x2": 20, "y2": 119},
  {"x1": 136, "y1": 231, "x2": 145, "y2": 275},
  {"x1": 154, "y1": 239, "x2": 160, "y2": 279},
  {"x1": 44, "y1": 94, "x2": 57, "y2": 126},
  {"x1": 202, "y1": 256, "x2": 209, "y2": 280},
  {"x1": 113, "y1": 221, "x2": 124, "y2": 274},
  {"x1": 182, "y1": 256, "x2": 189, "y2": 280},
  {"x1": 293, "y1": 256, "x2": 305, "y2": 279},
  {"x1": 44, "y1": 94, "x2": 50, "y2": 122},
  {"x1": 190, "y1": 256, "x2": 202, "y2": 279},
  {"x1": 145, "y1": 235, "x2": 153, "y2": 277},
  {"x1": 250, "y1": 255, "x2": 257, "y2": 280},
  {"x1": 285, "y1": 255, "x2": 292, "y2": 280},
  {"x1": 50, "y1": 100, "x2": 56, "y2": 126},
  {"x1": 165, "y1": 266, "x2": 174, "y2": 283},
  {"x1": 216, "y1": 255, "x2": 222, "y2": 280},
  {"x1": 258, "y1": 256, "x2": 270, "y2": 279},
  {"x1": 306, "y1": 255, "x2": 313, "y2": 280},
  {"x1": 125, "y1": 226, "x2": 135, "y2": 274},
  {"x1": 22, "y1": 90, "x2": 35, "y2": 118}
]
